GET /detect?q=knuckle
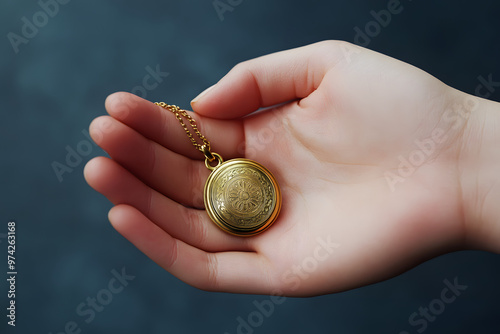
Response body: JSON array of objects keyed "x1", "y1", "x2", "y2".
[
  {"x1": 164, "y1": 239, "x2": 179, "y2": 269},
  {"x1": 204, "y1": 253, "x2": 219, "y2": 291},
  {"x1": 185, "y1": 208, "x2": 209, "y2": 248},
  {"x1": 231, "y1": 61, "x2": 249, "y2": 73}
]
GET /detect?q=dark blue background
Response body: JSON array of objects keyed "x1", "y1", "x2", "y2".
[{"x1": 1, "y1": 1, "x2": 499, "y2": 333}]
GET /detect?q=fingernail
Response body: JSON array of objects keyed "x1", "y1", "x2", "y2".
[{"x1": 191, "y1": 84, "x2": 215, "y2": 106}]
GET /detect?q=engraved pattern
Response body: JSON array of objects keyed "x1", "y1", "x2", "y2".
[
  {"x1": 227, "y1": 178, "x2": 263, "y2": 214},
  {"x1": 211, "y1": 165, "x2": 275, "y2": 229}
]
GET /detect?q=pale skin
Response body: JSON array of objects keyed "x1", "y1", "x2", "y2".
[{"x1": 84, "y1": 41, "x2": 500, "y2": 297}]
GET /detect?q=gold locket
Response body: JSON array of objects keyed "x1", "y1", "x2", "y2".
[{"x1": 155, "y1": 103, "x2": 281, "y2": 237}]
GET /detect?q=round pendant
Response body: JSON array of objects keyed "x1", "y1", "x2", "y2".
[{"x1": 203, "y1": 156, "x2": 281, "y2": 237}]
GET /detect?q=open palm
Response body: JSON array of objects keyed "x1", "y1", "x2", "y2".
[{"x1": 85, "y1": 41, "x2": 470, "y2": 296}]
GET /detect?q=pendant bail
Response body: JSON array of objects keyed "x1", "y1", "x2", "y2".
[{"x1": 201, "y1": 144, "x2": 215, "y2": 162}]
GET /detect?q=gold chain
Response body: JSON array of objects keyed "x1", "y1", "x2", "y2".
[{"x1": 155, "y1": 102, "x2": 215, "y2": 161}]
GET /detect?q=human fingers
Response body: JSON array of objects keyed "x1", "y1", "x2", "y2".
[
  {"x1": 89, "y1": 115, "x2": 209, "y2": 208},
  {"x1": 109, "y1": 204, "x2": 276, "y2": 294},
  {"x1": 104, "y1": 92, "x2": 245, "y2": 159},
  {"x1": 190, "y1": 40, "x2": 356, "y2": 119},
  {"x1": 84, "y1": 157, "x2": 249, "y2": 252}
]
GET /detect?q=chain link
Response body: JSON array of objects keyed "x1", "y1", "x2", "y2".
[{"x1": 155, "y1": 102, "x2": 212, "y2": 156}]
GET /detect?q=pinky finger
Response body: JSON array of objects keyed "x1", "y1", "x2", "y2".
[{"x1": 108, "y1": 204, "x2": 275, "y2": 294}]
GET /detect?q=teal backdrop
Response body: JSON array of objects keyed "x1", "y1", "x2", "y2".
[{"x1": 1, "y1": 1, "x2": 499, "y2": 333}]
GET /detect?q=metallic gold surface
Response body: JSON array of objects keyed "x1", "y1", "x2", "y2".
[
  {"x1": 154, "y1": 102, "x2": 281, "y2": 237},
  {"x1": 204, "y1": 158, "x2": 281, "y2": 236},
  {"x1": 154, "y1": 102, "x2": 211, "y2": 153}
]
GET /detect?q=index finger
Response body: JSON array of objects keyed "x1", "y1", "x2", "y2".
[{"x1": 104, "y1": 92, "x2": 245, "y2": 159}]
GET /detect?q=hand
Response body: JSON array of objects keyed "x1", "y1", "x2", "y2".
[{"x1": 84, "y1": 41, "x2": 498, "y2": 296}]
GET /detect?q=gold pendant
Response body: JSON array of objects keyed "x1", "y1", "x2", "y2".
[
  {"x1": 204, "y1": 154, "x2": 281, "y2": 236},
  {"x1": 154, "y1": 102, "x2": 281, "y2": 237}
]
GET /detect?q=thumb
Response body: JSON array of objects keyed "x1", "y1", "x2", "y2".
[{"x1": 190, "y1": 41, "x2": 349, "y2": 119}]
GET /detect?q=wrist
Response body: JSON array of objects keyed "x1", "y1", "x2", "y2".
[{"x1": 458, "y1": 92, "x2": 500, "y2": 252}]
